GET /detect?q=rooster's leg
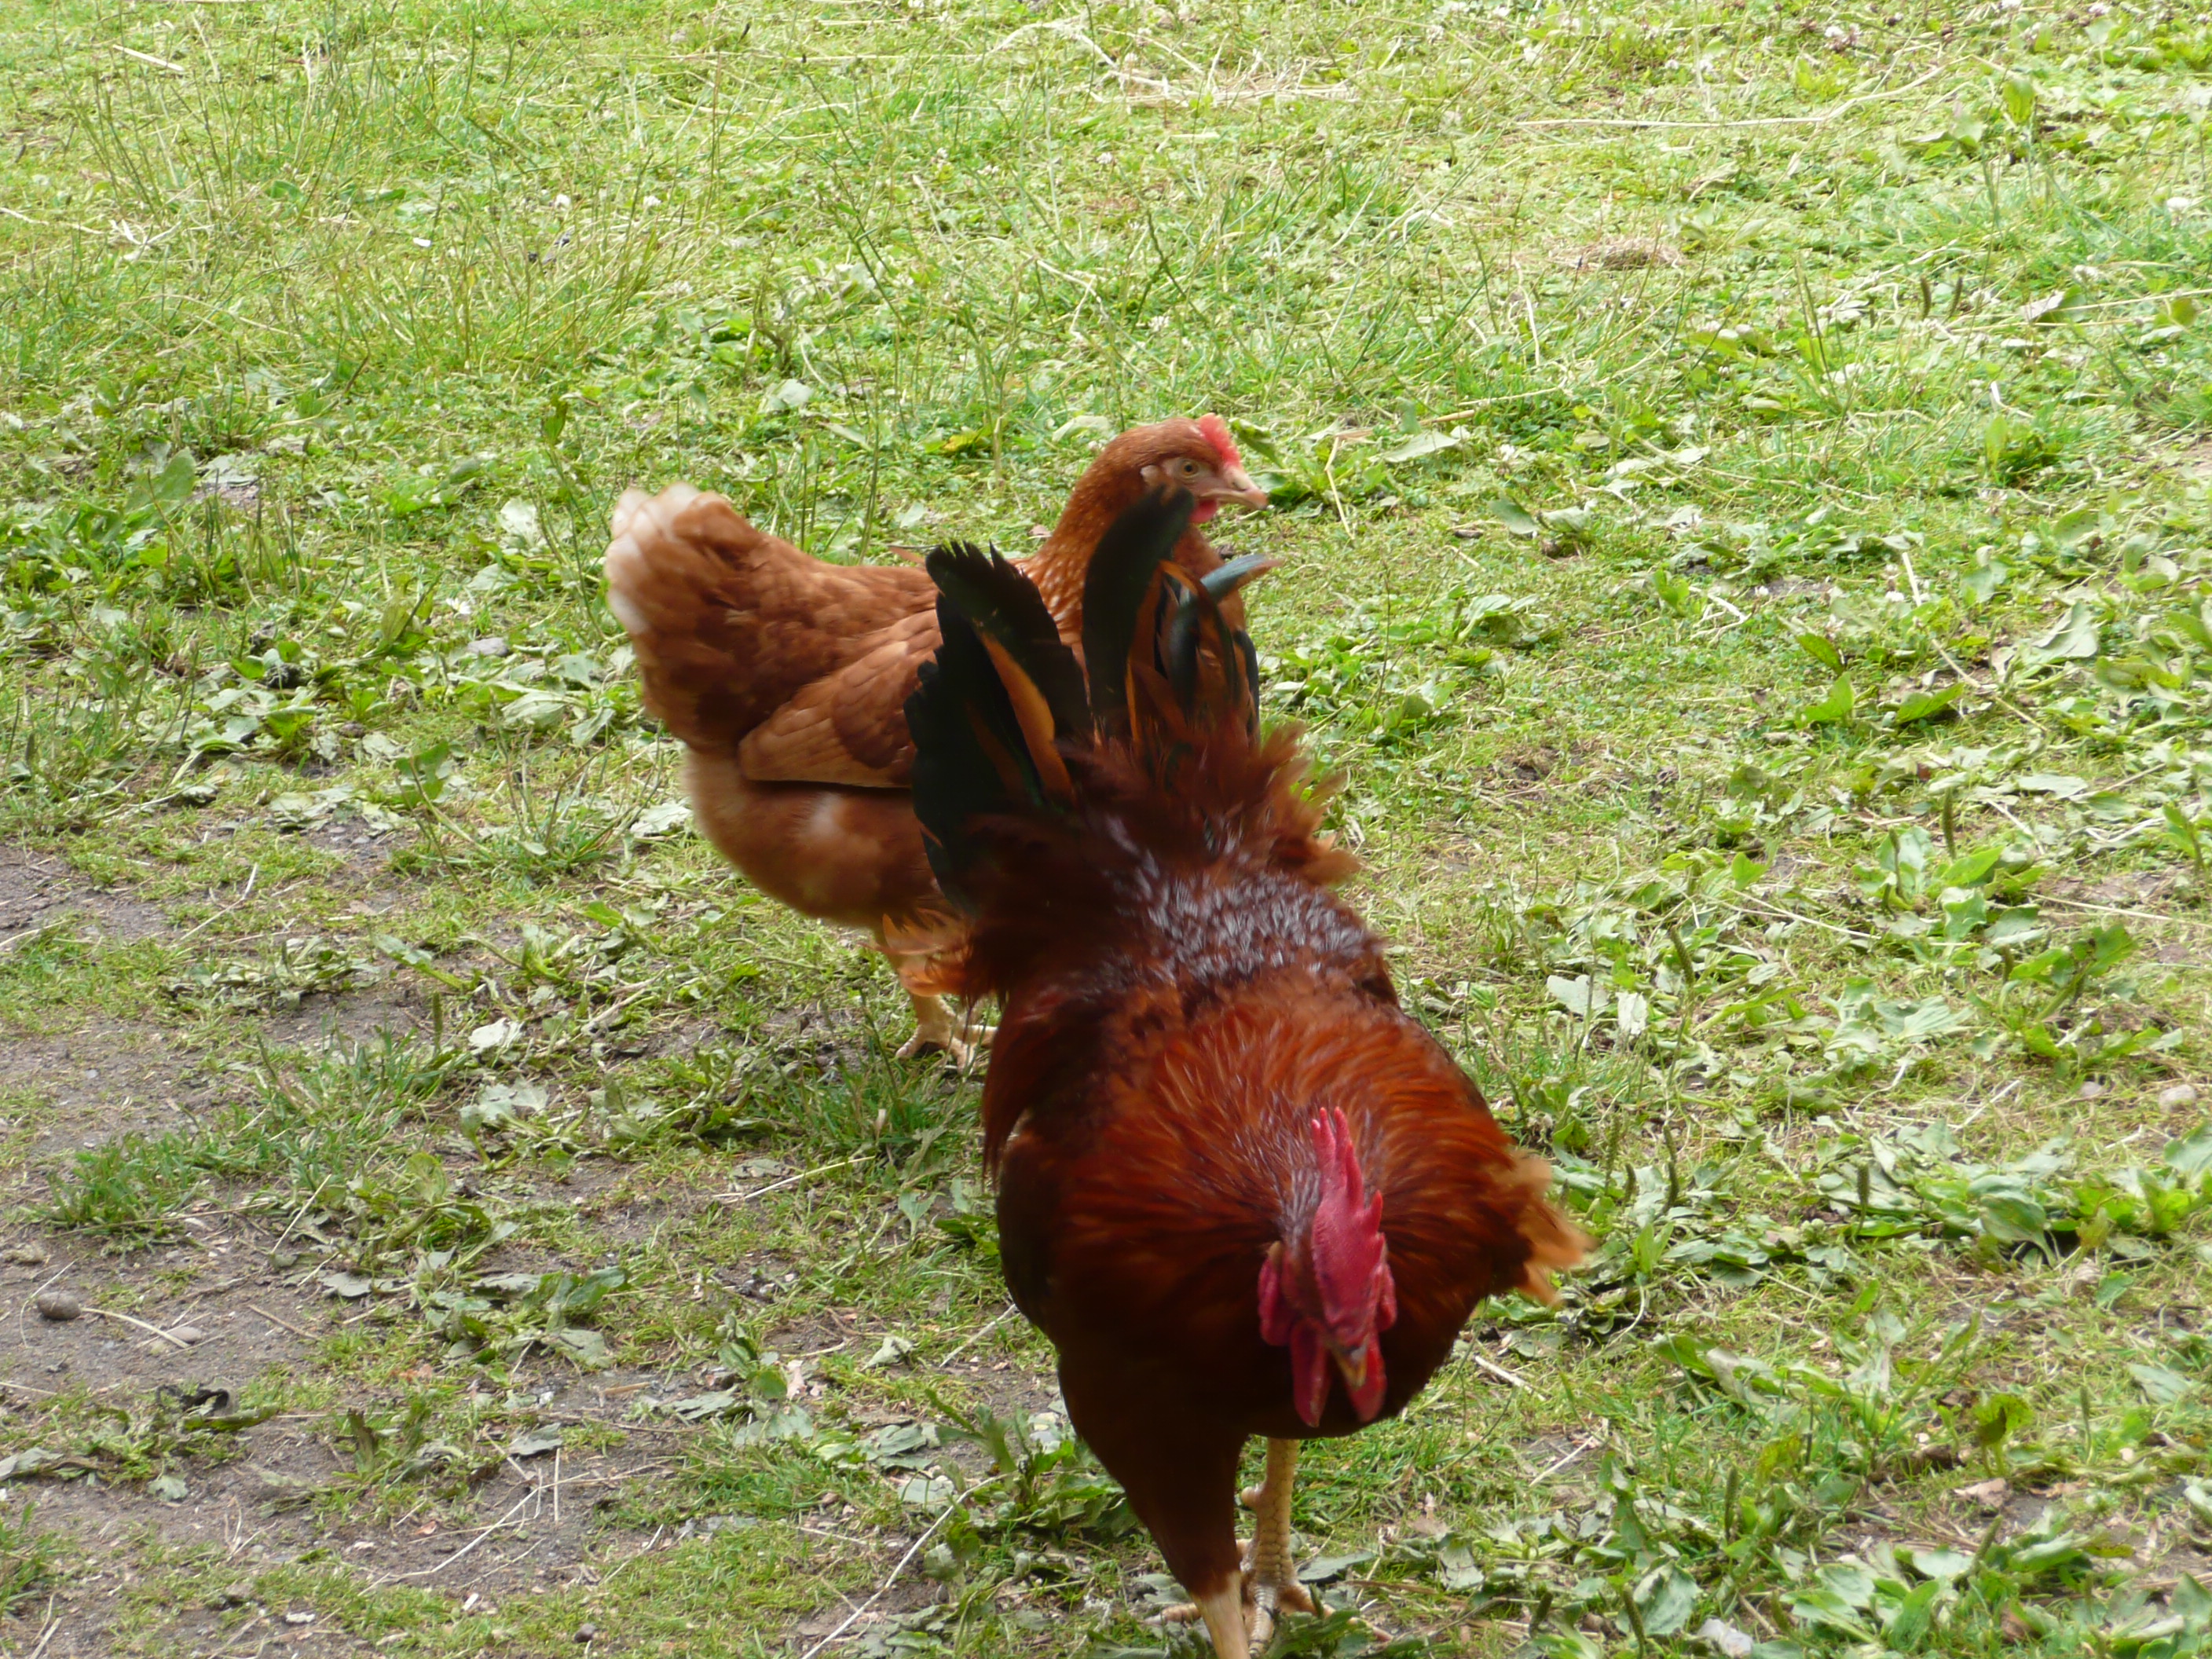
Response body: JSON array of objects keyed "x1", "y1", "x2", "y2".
[
  {"x1": 1163, "y1": 1438, "x2": 1314, "y2": 1656},
  {"x1": 1239, "y1": 1437, "x2": 1317, "y2": 1649},
  {"x1": 1185, "y1": 1582, "x2": 1254, "y2": 1659}
]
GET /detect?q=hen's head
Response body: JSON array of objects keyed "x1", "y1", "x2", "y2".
[
  {"x1": 1079, "y1": 415, "x2": 1269, "y2": 526},
  {"x1": 1258, "y1": 1108, "x2": 1399, "y2": 1426}
]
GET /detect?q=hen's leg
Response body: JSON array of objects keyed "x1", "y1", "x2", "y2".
[
  {"x1": 892, "y1": 991, "x2": 993, "y2": 1064},
  {"x1": 1163, "y1": 1439, "x2": 1314, "y2": 1655}
]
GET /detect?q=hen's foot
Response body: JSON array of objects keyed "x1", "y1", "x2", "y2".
[{"x1": 894, "y1": 995, "x2": 994, "y2": 1066}]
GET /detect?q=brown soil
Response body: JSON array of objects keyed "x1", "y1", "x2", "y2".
[
  {"x1": 0, "y1": 1209, "x2": 679, "y2": 1657},
  {"x1": 0, "y1": 1024, "x2": 217, "y2": 1170},
  {"x1": 0, "y1": 846, "x2": 172, "y2": 946}
]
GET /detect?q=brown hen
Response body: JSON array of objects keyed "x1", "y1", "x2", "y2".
[{"x1": 602, "y1": 418, "x2": 1266, "y2": 1057}]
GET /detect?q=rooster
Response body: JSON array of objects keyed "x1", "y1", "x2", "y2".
[
  {"x1": 904, "y1": 488, "x2": 1587, "y2": 1657},
  {"x1": 602, "y1": 417, "x2": 1265, "y2": 1059}
]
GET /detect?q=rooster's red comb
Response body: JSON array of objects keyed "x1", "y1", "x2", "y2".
[
  {"x1": 1308, "y1": 1109, "x2": 1391, "y2": 1339},
  {"x1": 1197, "y1": 413, "x2": 1241, "y2": 470}
]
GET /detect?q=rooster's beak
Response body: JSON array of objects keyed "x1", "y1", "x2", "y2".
[
  {"x1": 1328, "y1": 1341, "x2": 1368, "y2": 1396},
  {"x1": 1212, "y1": 465, "x2": 1270, "y2": 509}
]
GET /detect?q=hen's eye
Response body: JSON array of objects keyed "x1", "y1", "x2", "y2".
[{"x1": 1176, "y1": 458, "x2": 1202, "y2": 478}]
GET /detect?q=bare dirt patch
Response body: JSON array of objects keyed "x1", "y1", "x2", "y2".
[
  {"x1": 254, "y1": 987, "x2": 428, "y2": 1052},
  {"x1": 0, "y1": 847, "x2": 171, "y2": 946},
  {"x1": 0, "y1": 1220, "x2": 676, "y2": 1656},
  {"x1": 0, "y1": 1022, "x2": 218, "y2": 1171}
]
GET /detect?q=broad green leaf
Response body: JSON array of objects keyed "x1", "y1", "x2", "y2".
[
  {"x1": 2025, "y1": 601, "x2": 2102, "y2": 661},
  {"x1": 1547, "y1": 974, "x2": 1607, "y2": 1017},
  {"x1": 1884, "y1": 1580, "x2": 1941, "y2": 1646},
  {"x1": 662, "y1": 1390, "x2": 742, "y2": 1423},
  {"x1": 1815, "y1": 1562, "x2": 1876, "y2": 1610},
  {"x1": 1795, "y1": 632, "x2": 1843, "y2": 672},
  {"x1": 2049, "y1": 506, "x2": 2101, "y2": 548},
  {"x1": 1379, "y1": 428, "x2": 1460, "y2": 464},
  {"x1": 1976, "y1": 1190, "x2": 2049, "y2": 1243},
  {"x1": 1492, "y1": 495, "x2": 1540, "y2": 537},
  {"x1": 1530, "y1": 1632, "x2": 1606, "y2": 1659},
  {"x1": 1903, "y1": 1546, "x2": 1973, "y2": 1582},
  {"x1": 1785, "y1": 1585, "x2": 1875, "y2": 1639},
  {"x1": 2164, "y1": 1125, "x2": 2212, "y2": 1178},
  {"x1": 1893, "y1": 683, "x2": 1964, "y2": 725},
  {"x1": 547, "y1": 1327, "x2": 612, "y2": 1368},
  {"x1": 1543, "y1": 506, "x2": 1594, "y2": 542},
  {"x1": 1635, "y1": 1565, "x2": 1699, "y2": 1636},
  {"x1": 1438, "y1": 1537, "x2": 1485, "y2": 1592},
  {"x1": 1983, "y1": 907, "x2": 2043, "y2": 948},
  {"x1": 1798, "y1": 676, "x2": 1854, "y2": 726},
  {"x1": 1972, "y1": 1392, "x2": 2032, "y2": 1448},
  {"x1": 1884, "y1": 996, "x2": 1963, "y2": 1041},
  {"x1": 1297, "y1": 1549, "x2": 1375, "y2": 1583},
  {"x1": 149, "y1": 451, "x2": 198, "y2": 506},
  {"x1": 1939, "y1": 847, "x2": 2002, "y2": 888},
  {"x1": 2129, "y1": 1362, "x2": 2192, "y2": 1404}
]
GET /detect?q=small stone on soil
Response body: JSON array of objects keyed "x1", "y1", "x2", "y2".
[
  {"x1": 3, "y1": 1244, "x2": 48, "y2": 1266},
  {"x1": 33, "y1": 1291, "x2": 79, "y2": 1322},
  {"x1": 2160, "y1": 1082, "x2": 2200, "y2": 1109},
  {"x1": 167, "y1": 1324, "x2": 206, "y2": 1344},
  {"x1": 575, "y1": 1626, "x2": 600, "y2": 1644}
]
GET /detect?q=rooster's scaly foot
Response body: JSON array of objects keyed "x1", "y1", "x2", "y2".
[{"x1": 1159, "y1": 1441, "x2": 1312, "y2": 1657}]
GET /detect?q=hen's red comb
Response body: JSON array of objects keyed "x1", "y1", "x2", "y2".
[{"x1": 1197, "y1": 412, "x2": 1241, "y2": 470}]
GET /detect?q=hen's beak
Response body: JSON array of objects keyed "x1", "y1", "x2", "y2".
[{"x1": 1209, "y1": 464, "x2": 1270, "y2": 509}]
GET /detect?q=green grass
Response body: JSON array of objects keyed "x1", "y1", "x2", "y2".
[{"x1": 2, "y1": 0, "x2": 2212, "y2": 1654}]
